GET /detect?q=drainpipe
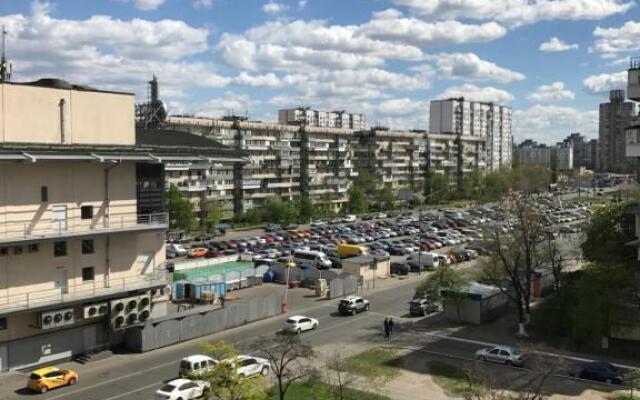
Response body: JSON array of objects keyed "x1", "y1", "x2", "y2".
[
  {"x1": 104, "y1": 161, "x2": 119, "y2": 288},
  {"x1": 58, "y1": 99, "x2": 66, "y2": 144}
]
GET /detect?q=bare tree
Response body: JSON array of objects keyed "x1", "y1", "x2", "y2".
[
  {"x1": 323, "y1": 348, "x2": 360, "y2": 400},
  {"x1": 255, "y1": 335, "x2": 315, "y2": 400}
]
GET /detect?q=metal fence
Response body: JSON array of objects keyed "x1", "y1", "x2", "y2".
[
  {"x1": 329, "y1": 274, "x2": 358, "y2": 299},
  {"x1": 124, "y1": 293, "x2": 282, "y2": 352}
]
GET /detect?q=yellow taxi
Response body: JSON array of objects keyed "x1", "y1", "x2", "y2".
[{"x1": 27, "y1": 366, "x2": 78, "y2": 393}]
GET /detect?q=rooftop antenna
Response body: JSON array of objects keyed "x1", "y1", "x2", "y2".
[{"x1": 0, "y1": 25, "x2": 12, "y2": 82}]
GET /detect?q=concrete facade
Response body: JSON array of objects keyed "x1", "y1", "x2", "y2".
[
  {"x1": 278, "y1": 108, "x2": 366, "y2": 131},
  {"x1": 599, "y1": 90, "x2": 637, "y2": 173}
]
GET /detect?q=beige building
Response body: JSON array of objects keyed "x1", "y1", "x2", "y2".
[{"x1": 0, "y1": 79, "x2": 241, "y2": 371}]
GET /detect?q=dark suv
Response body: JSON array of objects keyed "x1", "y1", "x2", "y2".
[
  {"x1": 390, "y1": 262, "x2": 410, "y2": 275},
  {"x1": 338, "y1": 296, "x2": 370, "y2": 315},
  {"x1": 409, "y1": 296, "x2": 439, "y2": 316}
]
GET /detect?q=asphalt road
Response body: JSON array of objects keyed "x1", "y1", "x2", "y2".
[{"x1": 5, "y1": 278, "x2": 423, "y2": 400}]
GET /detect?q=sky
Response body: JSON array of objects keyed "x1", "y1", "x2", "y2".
[{"x1": 0, "y1": 0, "x2": 638, "y2": 144}]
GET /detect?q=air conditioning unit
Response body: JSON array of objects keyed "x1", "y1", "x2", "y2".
[
  {"x1": 39, "y1": 308, "x2": 74, "y2": 330},
  {"x1": 83, "y1": 302, "x2": 108, "y2": 319},
  {"x1": 109, "y1": 299, "x2": 127, "y2": 330},
  {"x1": 137, "y1": 293, "x2": 152, "y2": 323}
]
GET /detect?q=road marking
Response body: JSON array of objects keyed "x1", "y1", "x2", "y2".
[{"x1": 101, "y1": 381, "x2": 162, "y2": 400}]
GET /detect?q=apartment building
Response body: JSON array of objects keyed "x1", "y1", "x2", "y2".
[
  {"x1": 554, "y1": 142, "x2": 574, "y2": 171},
  {"x1": 278, "y1": 107, "x2": 367, "y2": 131},
  {"x1": 0, "y1": 79, "x2": 241, "y2": 372},
  {"x1": 429, "y1": 98, "x2": 512, "y2": 171},
  {"x1": 165, "y1": 116, "x2": 356, "y2": 213},
  {"x1": 599, "y1": 89, "x2": 637, "y2": 173},
  {"x1": 516, "y1": 140, "x2": 553, "y2": 169}
]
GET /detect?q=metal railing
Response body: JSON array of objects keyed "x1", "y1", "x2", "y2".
[
  {"x1": 0, "y1": 271, "x2": 168, "y2": 313},
  {"x1": 0, "y1": 212, "x2": 168, "y2": 243}
]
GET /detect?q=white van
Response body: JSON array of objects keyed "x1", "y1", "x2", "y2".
[
  {"x1": 179, "y1": 354, "x2": 218, "y2": 377},
  {"x1": 293, "y1": 250, "x2": 332, "y2": 269},
  {"x1": 406, "y1": 252, "x2": 440, "y2": 270}
]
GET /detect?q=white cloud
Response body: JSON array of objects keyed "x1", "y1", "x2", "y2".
[
  {"x1": 528, "y1": 81, "x2": 575, "y2": 101},
  {"x1": 118, "y1": 0, "x2": 165, "y2": 11},
  {"x1": 373, "y1": 98, "x2": 428, "y2": 116},
  {"x1": 437, "y1": 84, "x2": 514, "y2": 103},
  {"x1": 359, "y1": 15, "x2": 507, "y2": 47},
  {"x1": 539, "y1": 37, "x2": 579, "y2": 52},
  {"x1": 263, "y1": 2, "x2": 288, "y2": 14},
  {"x1": 419, "y1": 52, "x2": 524, "y2": 83},
  {"x1": 583, "y1": 71, "x2": 627, "y2": 94},
  {"x1": 192, "y1": 0, "x2": 212, "y2": 9},
  {"x1": 392, "y1": 0, "x2": 634, "y2": 28},
  {"x1": 513, "y1": 105, "x2": 598, "y2": 143},
  {"x1": 592, "y1": 21, "x2": 640, "y2": 56},
  {"x1": 233, "y1": 72, "x2": 282, "y2": 88},
  {"x1": 298, "y1": 0, "x2": 308, "y2": 8}
]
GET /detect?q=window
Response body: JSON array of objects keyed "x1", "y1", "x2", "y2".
[
  {"x1": 82, "y1": 267, "x2": 95, "y2": 282},
  {"x1": 81, "y1": 206, "x2": 94, "y2": 220},
  {"x1": 41, "y1": 186, "x2": 48, "y2": 202},
  {"x1": 81, "y1": 239, "x2": 94, "y2": 255},
  {"x1": 0, "y1": 317, "x2": 6, "y2": 330},
  {"x1": 13, "y1": 246, "x2": 22, "y2": 255},
  {"x1": 27, "y1": 244, "x2": 39, "y2": 253},
  {"x1": 54, "y1": 241, "x2": 67, "y2": 257}
]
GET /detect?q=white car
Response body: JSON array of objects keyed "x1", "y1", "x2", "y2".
[
  {"x1": 342, "y1": 214, "x2": 357, "y2": 222},
  {"x1": 227, "y1": 355, "x2": 270, "y2": 378},
  {"x1": 283, "y1": 315, "x2": 319, "y2": 334},
  {"x1": 167, "y1": 243, "x2": 188, "y2": 257},
  {"x1": 154, "y1": 379, "x2": 210, "y2": 400}
]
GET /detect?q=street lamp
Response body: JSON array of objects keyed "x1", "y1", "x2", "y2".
[{"x1": 281, "y1": 258, "x2": 295, "y2": 314}]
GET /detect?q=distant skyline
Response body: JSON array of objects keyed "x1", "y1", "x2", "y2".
[{"x1": 0, "y1": 0, "x2": 638, "y2": 143}]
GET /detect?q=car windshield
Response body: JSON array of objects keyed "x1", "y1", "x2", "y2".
[
  {"x1": 285, "y1": 319, "x2": 298, "y2": 324},
  {"x1": 29, "y1": 373, "x2": 41, "y2": 380},
  {"x1": 159, "y1": 384, "x2": 176, "y2": 392},
  {"x1": 179, "y1": 360, "x2": 191, "y2": 370},
  {"x1": 340, "y1": 300, "x2": 351, "y2": 305}
]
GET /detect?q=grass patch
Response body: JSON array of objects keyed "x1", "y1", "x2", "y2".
[
  {"x1": 429, "y1": 361, "x2": 487, "y2": 398},
  {"x1": 609, "y1": 394, "x2": 640, "y2": 400},
  {"x1": 267, "y1": 380, "x2": 391, "y2": 400},
  {"x1": 343, "y1": 347, "x2": 400, "y2": 381}
]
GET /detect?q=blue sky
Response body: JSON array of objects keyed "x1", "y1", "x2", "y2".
[{"x1": 0, "y1": 0, "x2": 638, "y2": 144}]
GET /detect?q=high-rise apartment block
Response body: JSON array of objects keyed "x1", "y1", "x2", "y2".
[
  {"x1": 561, "y1": 133, "x2": 599, "y2": 170},
  {"x1": 278, "y1": 108, "x2": 366, "y2": 131},
  {"x1": 429, "y1": 98, "x2": 512, "y2": 171},
  {"x1": 599, "y1": 89, "x2": 637, "y2": 172},
  {"x1": 516, "y1": 140, "x2": 552, "y2": 169}
]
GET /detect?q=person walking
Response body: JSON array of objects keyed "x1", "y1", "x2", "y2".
[
  {"x1": 383, "y1": 318, "x2": 390, "y2": 341},
  {"x1": 388, "y1": 317, "x2": 394, "y2": 339}
]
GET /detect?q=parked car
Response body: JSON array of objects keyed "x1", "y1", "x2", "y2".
[
  {"x1": 179, "y1": 355, "x2": 218, "y2": 377},
  {"x1": 283, "y1": 315, "x2": 319, "y2": 334},
  {"x1": 154, "y1": 379, "x2": 210, "y2": 400},
  {"x1": 167, "y1": 243, "x2": 188, "y2": 257},
  {"x1": 338, "y1": 296, "x2": 370, "y2": 315},
  {"x1": 390, "y1": 262, "x2": 410, "y2": 275},
  {"x1": 226, "y1": 355, "x2": 270, "y2": 378},
  {"x1": 328, "y1": 256, "x2": 343, "y2": 269},
  {"x1": 409, "y1": 295, "x2": 439, "y2": 316},
  {"x1": 187, "y1": 247, "x2": 208, "y2": 258},
  {"x1": 27, "y1": 367, "x2": 78, "y2": 393},
  {"x1": 572, "y1": 361, "x2": 623, "y2": 384},
  {"x1": 342, "y1": 214, "x2": 357, "y2": 223},
  {"x1": 475, "y1": 346, "x2": 525, "y2": 367}
]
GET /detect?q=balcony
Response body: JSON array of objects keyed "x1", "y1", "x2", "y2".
[
  {"x1": 0, "y1": 270, "x2": 168, "y2": 315},
  {"x1": 242, "y1": 180, "x2": 261, "y2": 189},
  {"x1": 0, "y1": 213, "x2": 168, "y2": 245}
]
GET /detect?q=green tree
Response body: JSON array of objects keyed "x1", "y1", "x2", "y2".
[
  {"x1": 483, "y1": 170, "x2": 511, "y2": 202},
  {"x1": 510, "y1": 165, "x2": 552, "y2": 196},
  {"x1": 206, "y1": 201, "x2": 223, "y2": 233},
  {"x1": 353, "y1": 169, "x2": 378, "y2": 193},
  {"x1": 244, "y1": 207, "x2": 264, "y2": 225},
  {"x1": 263, "y1": 197, "x2": 298, "y2": 224},
  {"x1": 347, "y1": 186, "x2": 368, "y2": 214},
  {"x1": 460, "y1": 167, "x2": 484, "y2": 201},
  {"x1": 378, "y1": 184, "x2": 395, "y2": 210},
  {"x1": 199, "y1": 341, "x2": 267, "y2": 400},
  {"x1": 167, "y1": 184, "x2": 195, "y2": 232},
  {"x1": 581, "y1": 203, "x2": 635, "y2": 265},
  {"x1": 416, "y1": 265, "x2": 469, "y2": 321},
  {"x1": 425, "y1": 171, "x2": 451, "y2": 204},
  {"x1": 295, "y1": 195, "x2": 315, "y2": 223}
]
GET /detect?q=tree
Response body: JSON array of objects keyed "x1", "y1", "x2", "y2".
[
  {"x1": 296, "y1": 195, "x2": 315, "y2": 223},
  {"x1": 244, "y1": 207, "x2": 264, "y2": 225},
  {"x1": 425, "y1": 171, "x2": 451, "y2": 204},
  {"x1": 542, "y1": 229, "x2": 563, "y2": 292},
  {"x1": 510, "y1": 165, "x2": 552, "y2": 196},
  {"x1": 347, "y1": 186, "x2": 368, "y2": 214},
  {"x1": 378, "y1": 184, "x2": 395, "y2": 210},
  {"x1": 482, "y1": 195, "x2": 546, "y2": 336},
  {"x1": 483, "y1": 170, "x2": 511, "y2": 202},
  {"x1": 199, "y1": 341, "x2": 266, "y2": 400},
  {"x1": 206, "y1": 201, "x2": 223, "y2": 233},
  {"x1": 416, "y1": 265, "x2": 469, "y2": 321},
  {"x1": 322, "y1": 349, "x2": 360, "y2": 400},
  {"x1": 624, "y1": 368, "x2": 640, "y2": 400},
  {"x1": 264, "y1": 197, "x2": 298, "y2": 224},
  {"x1": 581, "y1": 203, "x2": 635, "y2": 265},
  {"x1": 167, "y1": 184, "x2": 195, "y2": 232},
  {"x1": 460, "y1": 167, "x2": 484, "y2": 201},
  {"x1": 255, "y1": 335, "x2": 315, "y2": 400}
]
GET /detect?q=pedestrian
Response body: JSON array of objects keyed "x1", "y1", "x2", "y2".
[
  {"x1": 388, "y1": 317, "x2": 394, "y2": 338},
  {"x1": 383, "y1": 318, "x2": 390, "y2": 341},
  {"x1": 220, "y1": 295, "x2": 225, "y2": 308}
]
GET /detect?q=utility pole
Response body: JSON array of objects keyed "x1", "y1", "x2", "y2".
[{"x1": 0, "y1": 25, "x2": 12, "y2": 82}]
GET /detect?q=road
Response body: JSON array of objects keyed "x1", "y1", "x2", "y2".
[{"x1": 4, "y1": 277, "x2": 423, "y2": 400}]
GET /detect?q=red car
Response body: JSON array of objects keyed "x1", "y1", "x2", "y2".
[
  {"x1": 263, "y1": 235, "x2": 275, "y2": 243},
  {"x1": 225, "y1": 240, "x2": 238, "y2": 249},
  {"x1": 205, "y1": 250, "x2": 224, "y2": 258}
]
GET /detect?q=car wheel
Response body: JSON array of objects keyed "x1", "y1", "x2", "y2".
[
  {"x1": 351, "y1": 309, "x2": 356, "y2": 316},
  {"x1": 296, "y1": 328, "x2": 301, "y2": 335},
  {"x1": 261, "y1": 366, "x2": 269, "y2": 376},
  {"x1": 68, "y1": 378, "x2": 77, "y2": 386},
  {"x1": 505, "y1": 360, "x2": 512, "y2": 366},
  {"x1": 605, "y1": 378, "x2": 612, "y2": 384},
  {"x1": 365, "y1": 304, "x2": 370, "y2": 311},
  {"x1": 313, "y1": 323, "x2": 318, "y2": 330},
  {"x1": 478, "y1": 356, "x2": 486, "y2": 362},
  {"x1": 40, "y1": 387, "x2": 48, "y2": 394}
]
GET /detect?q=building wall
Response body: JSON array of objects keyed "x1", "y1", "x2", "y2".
[
  {"x1": 0, "y1": 83, "x2": 135, "y2": 146},
  {"x1": 599, "y1": 90, "x2": 637, "y2": 172}
]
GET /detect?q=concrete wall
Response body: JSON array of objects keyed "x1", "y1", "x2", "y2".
[
  {"x1": 0, "y1": 83, "x2": 135, "y2": 145},
  {"x1": 0, "y1": 162, "x2": 137, "y2": 239}
]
